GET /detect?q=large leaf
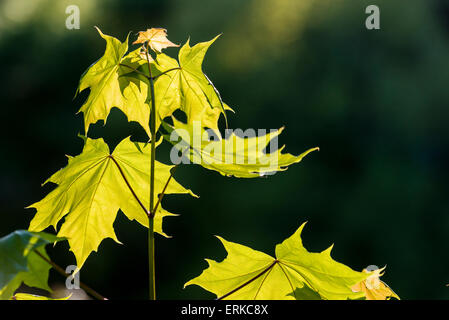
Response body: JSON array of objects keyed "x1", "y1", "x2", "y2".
[
  {"x1": 351, "y1": 268, "x2": 399, "y2": 300},
  {"x1": 27, "y1": 136, "x2": 196, "y2": 269},
  {"x1": 152, "y1": 36, "x2": 229, "y2": 131},
  {"x1": 77, "y1": 27, "x2": 150, "y2": 136},
  {"x1": 0, "y1": 230, "x2": 60, "y2": 300},
  {"x1": 163, "y1": 118, "x2": 318, "y2": 178},
  {"x1": 185, "y1": 223, "x2": 369, "y2": 300}
]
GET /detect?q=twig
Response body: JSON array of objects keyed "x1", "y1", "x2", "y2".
[{"x1": 33, "y1": 250, "x2": 107, "y2": 300}]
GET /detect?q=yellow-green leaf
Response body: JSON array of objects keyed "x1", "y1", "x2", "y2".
[
  {"x1": 77, "y1": 27, "x2": 150, "y2": 136},
  {"x1": 27, "y1": 137, "x2": 196, "y2": 269},
  {"x1": 185, "y1": 222, "x2": 369, "y2": 300},
  {"x1": 164, "y1": 118, "x2": 318, "y2": 178},
  {"x1": 152, "y1": 36, "x2": 228, "y2": 131}
]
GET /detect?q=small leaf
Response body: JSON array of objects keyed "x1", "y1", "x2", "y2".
[
  {"x1": 27, "y1": 136, "x2": 196, "y2": 270},
  {"x1": 351, "y1": 268, "x2": 400, "y2": 300},
  {"x1": 0, "y1": 230, "x2": 61, "y2": 300},
  {"x1": 133, "y1": 28, "x2": 179, "y2": 53},
  {"x1": 163, "y1": 119, "x2": 318, "y2": 178},
  {"x1": 185, "y1": 223, "x2": 369, "y2": 300}
]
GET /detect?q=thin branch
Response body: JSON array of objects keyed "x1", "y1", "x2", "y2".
[
  {"x1": 151, "y1": 166, "x2": 178, "y2": 218},
  {"x1": 33, "y1": 250, "x2": 107, "y2": 301},
  {"x1": 108, "y1": 155, "x2": 149, "y2": 216},
  {"x1": 120, "y1": 63, "x2": 180, "y2": 82},
  {"x1": 152, "y1": 67, "x2": 181, "y2": 81},
  {"x1": 216, "y1": 260, "x2": 278, "y2": 300}
]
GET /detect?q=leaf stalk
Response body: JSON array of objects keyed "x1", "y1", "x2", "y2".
[
  {"x1": 145, "y1": 44, "x2": 157, "y2": 300},
  {"x1": 33, "y1": 250, "x2": 107, "y2": 300}
]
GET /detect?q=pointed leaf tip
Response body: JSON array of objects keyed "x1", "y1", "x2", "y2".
[
  {"x1": 28, "y1": 136, "x2": 195, "y2": 270},
  {"x1": 187, "y1": 222, "x2": 368, "y2": 300}
]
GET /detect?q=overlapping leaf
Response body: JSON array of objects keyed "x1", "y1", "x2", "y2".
[
  {"x1": 77, "y1": 28, "x2": 228, "y2": 139},
  {"x1": 76, "y1": 27, "x2": 150, "y2": 136},
  {"x1": 163, "y1": 118, "x2": 318, "y2": 178},
  {"x1": 152, "y1": 36, "x2": 229, "y2": 131},
  {"x1": 351, "y1": 268, "x2": 399, "y2": 300},
  {"x1": 0, "y1": 230, "x2": 60, "y2": 300},
  {"x1": 185, "y1": 223, "x2": 369, "y2": 300},
  {"x1": 27, "y1": 137, "x2": 196, "y2": 269}
]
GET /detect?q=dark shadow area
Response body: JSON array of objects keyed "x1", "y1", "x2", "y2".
[{"x1": 0, "y1": 0, "x2": 448, "y2": 299}]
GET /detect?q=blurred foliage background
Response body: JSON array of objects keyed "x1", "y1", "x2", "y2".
[{"x1": 1, "y1": 0, "x2": 449, "y2": 299}]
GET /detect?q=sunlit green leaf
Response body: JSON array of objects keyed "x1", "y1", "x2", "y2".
[
  {"x1": 185, "y1": 222, "x2": 369, "y2": 300},
  {"x1": 77, "y1": 27, "x2": 150, "y2": 136},
  {"x1": 152, "y1": 36, "x2": 229, "y2": 131},
  {"x1": 163, "y1": 118, "x2": 318, "y2": 178},
  {"x1": 27, "y1": 136, "x2": 196, "y2": 269}
]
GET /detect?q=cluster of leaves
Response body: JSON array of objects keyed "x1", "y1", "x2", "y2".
[{"x1": 0, "y1": 27, "x2": 399, "y2": 300}]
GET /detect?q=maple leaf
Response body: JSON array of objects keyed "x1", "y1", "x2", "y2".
[
  {"x1": 352, "y1": 267, "x2": 400, "y2": 300},
  {"x1": 27, "y1": 136, "x2": 196, "y2": 269},
  {"x1": 163, "y1": 118, "x2": 318, "y2": 178},
  {"x1": 133, "y1": 28, "x2": 179, "y2": 53},
  {"x1": 185, "y1": 222, "x2": 369, "y2": 300},
  {"x1": 0, "y1": 230, "x2": 61, "y2": 300},
  {"x1": 77, "y1": 29, "x2": 229, "y2": 138},
  {"x1": 152, "y1": 36, "x2": 229, "y2": 132},
  {"x1": 76, "y1": 27, "x2": 151, "y2": 136}
]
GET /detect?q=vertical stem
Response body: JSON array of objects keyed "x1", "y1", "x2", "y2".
[
  {"x1": 145, "y1": 45, "x2": 157, "y2": 300},
  {"x1": 148, "y1": 216, "x2": 155, "y2": 300}
]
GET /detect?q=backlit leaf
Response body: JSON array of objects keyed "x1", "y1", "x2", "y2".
[
  {"x1": 27, "y1": 137, "x2": 196, "y2": 269},
  {"x1": 185, "y1": 222, "x2": 369, "y2": 300},
  {"x1": 152, "y1": 36, "x2": 228, "y2": 131},
  {"x1": 77, "y1": 27, "x2": 151, "y2": 136},
  {"x1": 163, "y1": 118, "x2": 318, "y2": 178}
]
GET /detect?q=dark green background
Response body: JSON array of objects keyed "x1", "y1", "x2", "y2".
[{"x1": 1, "y1": 0, "x2": 448, "y2": 299}]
